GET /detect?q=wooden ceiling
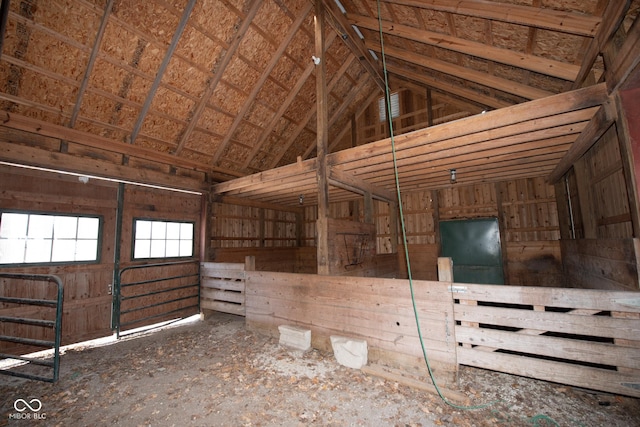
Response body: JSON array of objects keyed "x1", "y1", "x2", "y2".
[{"x1": 0, "y1": 0, "x2": 638, "y2": 202}]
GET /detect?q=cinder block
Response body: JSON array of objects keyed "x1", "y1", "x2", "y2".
[
  {"x1": 278, "y1": 324, "x2": 311, "y2": 351},
  {"x1": 330, "y1": 335, "x2": 368, "y2": 369}
]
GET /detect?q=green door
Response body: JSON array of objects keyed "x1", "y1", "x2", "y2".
[{"x1": 439, "y1": 218, "x2": 504, "y2": 285}]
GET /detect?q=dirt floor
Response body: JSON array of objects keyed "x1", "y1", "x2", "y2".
[{"x1": 1, "y1": 312, "x2": 639, "y2": 426}]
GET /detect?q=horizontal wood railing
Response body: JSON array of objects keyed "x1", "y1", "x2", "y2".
[
  {"x1": 450, "y1": 283, "x2": 640, "y2": 397},
  {"x1": 201, "y1": 257, "x2": 640, "y2": 397},
  {"x1": 200, "y1": 257, "x2": 254, "y2": 316}
]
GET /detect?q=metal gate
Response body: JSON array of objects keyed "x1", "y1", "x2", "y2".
[
  {"x1": 440, "y1": 218, "x2": 505, "y2": 285},
  {"x1": 112, "y1": 260, "x2": 200, "y2": 338},
  {"x1": 0, "y1": 273, "x2": 64, "y2": 382}
]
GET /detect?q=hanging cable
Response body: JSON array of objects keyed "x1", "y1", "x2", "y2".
[
  {"x1": 374, "y1": 0, "x2": 493, "y2": 411},
  {"x1": 373, "y1": 3, "x2": 561, "y2": 423}
]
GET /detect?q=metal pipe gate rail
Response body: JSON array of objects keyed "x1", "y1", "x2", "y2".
[
  {"x1": 0, "y1": 273, "x2": 64, "y2": 382},
  {"x1": 114, "y1": 260, "x2": 200, "y2": 338}
]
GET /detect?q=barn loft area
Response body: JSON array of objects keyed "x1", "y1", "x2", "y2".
[{"x1": 1, "y1": 0, "x2": 640, "y2": 414}]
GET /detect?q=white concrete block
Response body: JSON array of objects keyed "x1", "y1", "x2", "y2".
[
  {"x1": 330, "y1": 335, "x2": 368, "y2": 369},
  {"x1": 278, "y1": 324, "x2": 311, "y2": 351}
]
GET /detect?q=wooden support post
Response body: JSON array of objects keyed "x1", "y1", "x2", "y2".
[
  {"x1": 295, "y1": 210, "x2": 303, "y2": 248},
  {"x1": 389, "y1": 201, "x2": 398, "y2": 254},
  {"x1": 364, "y1": 191, "x2": 373, "y2": 224},
  {"x1": 574, "y1": 156, "x2": 598, "y2": 238},
  {"x1": 426, "y1": 88, "x2": 434, "y2": 127},
  {"x1": 351, "y1": 114, "x2": 357, "y2": 148},
  {"x1": 315, "y1": 1, "x2": 330, "y2": 275},
  {"x1": 437, "y1": 257, "x2": 453, "y2": 282},
  {"x1": 200, "y1": 193, "x2": 210, "y2": 262},
  {"x1": 259, "y1": 208, "x2": 265, "y2": 248},
  {"x1": 432, "y1": 189, "x2": 440, "y2": 245},
  {"x1": 495, "y1": 182, "x2": 510, "y2": 284}
]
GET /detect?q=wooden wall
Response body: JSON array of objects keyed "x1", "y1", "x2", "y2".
[
  {"x1": 353, "y1": 88, "x2": 475, "y2": 146},
  {"x1": 397, "y1": 177, "x2": 563, "y2": 286},
  {"x1": 0, "y1": 165, "x2": 203, "y2": 352},
  {"x1": 245, "y1": 271, "x2": 458, "y2": 385},
  {"x1": 209, "y1": 176, "x2": 562, "y2": 285},
  {"x1": 209, "y1": 199, "x2": 307, "y2": 272},
  {"x1": 0, "y1": 166, "x2": 117, "y2": 350},
  {"x1": 553, "y1": 102, "x2": 640, "y2": 291},
  {"x1": 117, "y1": 185, "x2": 202, "y2": 332}
]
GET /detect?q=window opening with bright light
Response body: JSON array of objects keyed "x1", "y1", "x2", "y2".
[
  {"x1": 0, "y1": 211, "x2": 101, "y2": 265},
  {"x1": 379, "y1": 92, "x2": 400, "y2": 122},
  {"x1": 132, "y1": 219, "x2": 194, "y2": 260}
]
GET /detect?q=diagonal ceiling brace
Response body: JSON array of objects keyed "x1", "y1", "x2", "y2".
[
  {"x1": 129, "y1": 0, "x2": 197, "y2": 145},
  {"x1": 320, "y1": 0, "x2": 386, "y2": 92}
]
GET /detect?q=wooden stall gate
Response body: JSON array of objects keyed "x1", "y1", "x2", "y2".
[
  {"x1": 200, "y1": 258, "x2": 254, "y2": 316},
  {"x1": 450, "y1": 283, "x2": 640, "y2": 398},
  {"x1": 233, "y1": 265, "x2": 640, "y2": 398}
]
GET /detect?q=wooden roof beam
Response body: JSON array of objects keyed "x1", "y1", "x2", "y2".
[
  {"x1": 572, "y1": 0, "x2": 631, "y2": 90},
  {"x1": 320, "y1": 0, "x2": 386, "y2": 91},
  {"x1": 382, "y1": 0, "x2": 601, "y2": 37},
  {"x1": 69, "y1": 0, "x2": 114, "y2": 129},
  {"x1": 0, "y1": 111, "x2": 240, "y2": 180},
  {"x1": 547, "y1": 97, "x2": 616, "y2": 183},
  {"x1": 129, "y1": 0, "x2": 196, "y2": 145},
  {"x1": 388, "y1": 64, "x2": 513, "y2": 110},
  {"x1": 329, "y1": 83, "x2": 608, "y2": 166},
  {"x1": 605, "y1": 13, "x2": 640, "y2": 93},
  {"x1": 329, "y1": 168, "x2": 396, "y2": 202},
  {"x1": 173, "y1": 0, "x2": 263, "y2": 156},
  {"x1": 349, "y1": 14, "x2": 580, "y2": 81},
  {"x1": 241, "y1": 31, "x2": 339, "y2": 171},
  {"x1": 210, "y1": 2, "x2": 312, "y2": 166},
  {"x1": 367, "y1": 42, "x2": 554, "y2": 100}
]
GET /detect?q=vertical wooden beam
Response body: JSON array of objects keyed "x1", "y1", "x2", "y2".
[
  {"x1": 259, "y1": 208, "x2": 265, "y2": 248},
  {"x1": 431, "y1": 189, "x2": 441, "y2": 245},
  {"x1": 200, "y1": 193, "x2": 210, "y2": 262},
  {"x1": 351, "y1": 114, "x2": 358, "y2": 148},
  {"x1": 388, "y1": 201, "x2": 398, "y2": 254},
  {"x1": 315, "y1": 1, "x2": 330, "y2": 275},
  {"x1": 295, "y1": 210, "x2": 303, "y2": 248},
  {"x1": 495, "y1": 182, "x2": 510, "y2": 284},
  {"x1": 364, "y1": 191, "x2": 373, "y2": 224},
  {"x1": 437, "y1": 257, "x2": 453, "y2": 282},
  {"x1": 245, "y1": 255, "x2": 256, "y2": 272},
  {"x1": 574, "y1": 156, "x2": 598, "y2": 238},
  {"x1": 426, "y1": 88, "x2": 434, "y2": 127}
]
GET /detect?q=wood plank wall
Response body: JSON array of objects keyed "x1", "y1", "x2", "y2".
[
  {"x1": 353, "y1": 89, "x2": 470, "y2": 146},
  {"x1": 0, "y1": 166, "x2": 117, "y2": 350},
  {"x1": 245, "y1": 271, "x2": 459, "y2": 385},
  {"x1": 211, "y1": 176, "x2": 562, "y2": 284},
  {"x1": 553, "y1": 102, "x2": 639, "y2": 291},
  {"x1": 0, "y1": 165, "x2": 203, "y2": 351},
  {"x1": 397, "y1": 177, "x2": 563, "y2": 286}
]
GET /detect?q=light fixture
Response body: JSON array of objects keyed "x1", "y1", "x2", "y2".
[
  {"x1": 299, "y1": 194, "x2": 304, "y2": 205},
  {"x1": 449, "y1": 169, "x2": 457, "y2": 183}
]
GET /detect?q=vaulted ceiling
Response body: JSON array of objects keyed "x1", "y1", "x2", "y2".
[{"x1": 0, "y1": 0, "x2": 638, "y2": 188}]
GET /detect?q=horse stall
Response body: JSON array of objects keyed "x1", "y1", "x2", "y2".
[{"x1": 1, "y1": 0, "x2": 640, "y2": 425}]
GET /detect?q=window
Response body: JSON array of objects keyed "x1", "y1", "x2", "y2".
[
  {"x1": 379, "y1": 92, "x2": 400, "y2": 122},
  {"x1": 0, "y1": 212, "x2": 101, "y2": 265},
  {"x1": 133, "y1": 219, "x2": 194, "y2": 259}
]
